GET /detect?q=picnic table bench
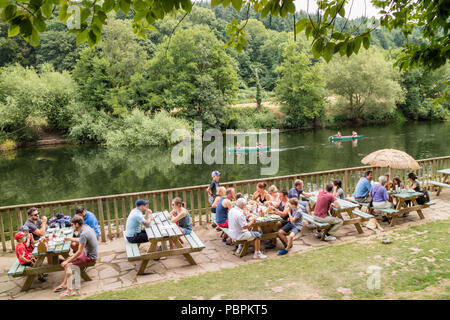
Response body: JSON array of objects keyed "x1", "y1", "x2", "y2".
[
  {"x1": 124, "y1": 211, "x2": 205, "y2": 274},
  {"x1": 217, "y1": 214, "x2": 286, "y2": 257},
  {"x1": 7, "y1": 227, "x2": 94, "y2": 291},
  {"x1": 302, "y1": 213, "x2": 331, "y2": 240},
  {"x1": 305, "y1": 195, "x2": 371, "y2": 234},
  {"x1": 389, "y1": 191, "x2": 435, "y2": 226},
  {"x1": 430, "y1": 169, "x2": 450, "y2": 196}
]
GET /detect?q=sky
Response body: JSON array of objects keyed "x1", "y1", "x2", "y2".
[{"x1": 295, "y1": 0, "x2": 381, "y2": 18}]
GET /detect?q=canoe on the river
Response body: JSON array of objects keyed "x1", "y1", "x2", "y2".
[
  {"x1": 329, "y1": 135, "x2": 364, "y2": 141},
  {"x1": 226, "y1": 147, "x2": 271, "y2": 152}
]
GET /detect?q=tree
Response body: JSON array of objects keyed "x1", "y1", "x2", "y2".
[
  {"x1": 275, "y1": 42, "x2": 326, "y2": 128},
  {"x1": 142, "y1": 26, "x2": 238, "y2": 127},
  {"x1": 325, "y1": 47, "x2": 405, "y2": 120},
  {"x1": 1, "y1": 1, "x2": 447, "y2": 71},
  {"x1": 254, "y1": 67, "x2": 262, "y2": 110},
  {"x1": 72, "y1": 48, "x2": 114, "y2": 112},
  {"x1": 397, "y1": 65, "x2": 449, "y2": 120}
]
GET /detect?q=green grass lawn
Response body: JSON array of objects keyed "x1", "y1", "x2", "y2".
[{"x1": 85, "y1": 219, "x2": 450, "y2": 300}]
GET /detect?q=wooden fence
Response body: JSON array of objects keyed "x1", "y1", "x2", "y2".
[{"x1": 0, "y1": 155, "x2": 449, "y2": 251}]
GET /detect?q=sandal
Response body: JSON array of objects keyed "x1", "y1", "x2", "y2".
[
  {"x1": 54, "y1": 285, "x2": 67, "y2": 293},
  {"x1": 60, "y1": 290, "x2": 77, "y2": 298}
]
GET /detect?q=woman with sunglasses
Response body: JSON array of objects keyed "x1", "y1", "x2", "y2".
[{"x1": 169, "y1": 197, "x2": 193, "y2": 236}]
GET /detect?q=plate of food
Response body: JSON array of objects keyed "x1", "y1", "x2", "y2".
[
  {"x1": 269, "y1": 214, "x2": 279, "y2": 219},
  {"x1": 63, "y1": 229, "x2": 72, "y2": 235}
]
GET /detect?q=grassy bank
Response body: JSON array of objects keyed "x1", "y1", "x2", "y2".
[{"x1": 85, "y1": 219, "x2": 450, "y2": 300}]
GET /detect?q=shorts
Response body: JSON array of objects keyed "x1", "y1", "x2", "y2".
[
  {"x1": 299, "y1": 200, "x2": 310, "y2": 208},
  {"x1": 236, "y1": 231, "x2": 261, "y2": 241},
  {"x1": 281, "y1": 222, "x2": 301, "y2": 235},
  {"x1": 126, "y1": 230, "x2": 149, "y2": 243},
  {"x1": 218, "y1": 221, "x2": 228, "y2": 228},
  {"x1": 20, "y1": 262, "x2": 32, "y2": 267},
  {"x1": 182, "y1": 228, "x2": 192, "y2": 235},
  {"x1": 72, "y1": 251, "x2": 96, "y2": 267}
]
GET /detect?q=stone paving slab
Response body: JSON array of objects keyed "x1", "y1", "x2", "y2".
[{"x1": 0, "y1": 189, "x2": 449, "y2": 300}]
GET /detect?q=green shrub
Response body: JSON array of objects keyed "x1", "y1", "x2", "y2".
[
  {"x1": 226, "y1": 106, "x2": 279, "y2": 130},
  {"x1": 0, "y1": 139, "x2": 16, "y2": 152},
  {"x1": 68, "y1": 104, "x2": 112, "y2": 144},
  {"x1": 104, "y1": 110, "x2": 191, "y2": 148}
]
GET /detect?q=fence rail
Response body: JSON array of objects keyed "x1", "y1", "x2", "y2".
[{"x1": 1, "y1": 155, "x2": 449, "y2": 251}]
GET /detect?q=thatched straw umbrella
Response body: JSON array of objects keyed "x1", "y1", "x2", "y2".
[{"x1": 361, "y1": 149, "x2": 420, "y2": 178}]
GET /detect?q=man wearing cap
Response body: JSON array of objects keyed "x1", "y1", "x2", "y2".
[
  {"x1": 24, "y1": 207, "x2": 48, "y2": 241},
  {"x1": 207, "y1": 171, "x2": 221, "y2": 205},
  {"x1": 124, "y1": 199, "x2": 153, "y2": 243}
]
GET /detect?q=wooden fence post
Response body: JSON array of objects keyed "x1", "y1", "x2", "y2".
[{"x1": 97, "y1": 199, "x2": 106, "y2": 242}]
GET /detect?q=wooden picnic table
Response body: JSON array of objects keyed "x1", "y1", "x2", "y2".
[
  {"x1": 431, "y1": 169, "x2": 450, "y2": 196},
  {"x1": 125, "y1": 211, "x2": 205, "y2": 275},
  {"x1": 8, "y1": 227, "x2": 80, "y2": 291},
  {"x1": 389, "y1": 191, "x2": 429, "y2": 226},
  {"x1": 303, "y1": 194, "x2": 367, "y2": 234}
]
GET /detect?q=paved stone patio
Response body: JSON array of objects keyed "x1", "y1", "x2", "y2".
[{"x1": 1, "y1": 190, "x2": 449, "y2": 300}]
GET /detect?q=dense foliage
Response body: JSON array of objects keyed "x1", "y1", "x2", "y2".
[
  {"x1": 0, "y1": 3, "x2": 448, "y2": 150},
  {"x1": 0, "y1": 1, "x2": 447, "y2": 72}
]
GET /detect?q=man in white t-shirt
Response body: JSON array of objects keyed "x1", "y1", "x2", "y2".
[{"x1": 228, "y1": 198, "x2": 267, "y2": 259}]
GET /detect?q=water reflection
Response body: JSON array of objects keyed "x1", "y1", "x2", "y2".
[{"x1": 0, "y1": 122, "x2": 448, "y2": 206}]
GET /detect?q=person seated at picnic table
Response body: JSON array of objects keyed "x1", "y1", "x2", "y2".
[
  {"x1": 19, "y1": 225, "x2": 36, "y2": 255},
  {"x1": 14, "y1": 231, "x2": 48, "y2": 283},
  {"x1": 392, "y1": 176, "x2": 404, "y2": 191},
  {"x1": 407, "y1": 172, "x2": 430, "y2": 205},
  {"x1": 228, "y1": 198, "x2": 267, "y2": 259},
  {"x1": 370, "y1": 176, "x2": 393, "y2": 220},
  {"x1": 15, "y1": 231, "x2": 37, "y2": 265},
  {"x1": 268, "y1": 185, "x2": 280, "y2": 205},
  {"x1": 252, "y1": 182, "x2": 271, "y2": 204},
  {"x1": 288, "y1": 179, "x2": 312, "y2": 214},
  {"x1": 24, "y1": 207, "x2": 48, "y2": 241},
  {"x1": 352, "y1": 170, "x2": 373, "y2": 203},
  {"x1": 54, "y1": 215, "x2": 98, "y2": 297},
  {"x1": 169, "y1": 197, "x2": 193, "y2": 236},
  {"x1": 216, "y1": 188, "x2": 236, "y2": 245},
  {"x1": 270, "y1": 189, "x2": 289, "y2": 219},
  {"x1": 70, "y1": 206, "x2": 100, "y2": 253},
  {"x1": 235, "y1": 192, "x2": 244, "y2": 200},
  {"x1": 124, "y1": 199, "x2": 153, "y2": 243},
  {"x1": 277, "y1": 198, "x2": 304, "y2": 255},
  {"x1": 332, "y1": 179, "x2": 345, "y2": 199},
  {"x1": 207, "y1": 170, "x2": 221, "y2": 205},
  {"x1": 384, "y1": 173, "x2": 393, "y2": 191},
  {"x1": 313, "y1": 184, "x2": 342, "y2": 241}
]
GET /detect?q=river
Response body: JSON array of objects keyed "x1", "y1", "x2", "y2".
[{"x1": 0, "y1": 122, "x2": 449, "y2": 206}]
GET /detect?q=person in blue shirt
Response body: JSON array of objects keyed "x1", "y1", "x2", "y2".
[
  {"x1": 287, "y1": 179, "x2": 312, "y2": 214},
  {"x1": 353, "y1": 170, "x2": 373, "y2": 202},
  {"x1": 71, "y1": 206, "x2": 101, "y2": 252},
  {"x1": 124, "y1": 199, "x2": 153, "y2": 243},
  {"x1": 74, "y1": 206, "x2": 100, "y2": 238}
]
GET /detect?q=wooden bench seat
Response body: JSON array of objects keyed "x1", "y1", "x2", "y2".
[
  {"x1": 185, "y1": 231, "x2": 205, "y2": 250},
  {"x1": 352, "y1": 209, "x2": 373, "y2": 220},
  {"x1": 429, "y1": 181, "x2": 450, "y2": 196},
  {"x1": 219, "y1": 227, "x2": 248, "y2": 245},
  {"x1": 8, "y1": 260, "x2": 26, "y2": 277},
  {"x1": 423, "y1": 201, "x2": 436, "y2": 207},
  {"x1": 302, "y1": 213, "x2": 331, "y2": 241},
  {"x1": 376, "y1": 208, "x2": 399, "y2": 215},
  {"x1": 429, "y1": 181, "x2": 450, "y2": 188},
  {"x1": 123, "y1": 232, "x2": 141, "y2": 260},
  {"x1": 346, "y1": 197, "x2": 370, "y2": 208}
]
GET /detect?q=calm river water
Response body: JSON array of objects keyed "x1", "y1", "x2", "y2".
[{"x1": 0, "y1": 122, "x2": 449, "y2": 206}]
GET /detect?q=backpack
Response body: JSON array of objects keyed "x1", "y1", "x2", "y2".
[{"x1": 416, "y1": 189, "x2": 430, "y2": 205}]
